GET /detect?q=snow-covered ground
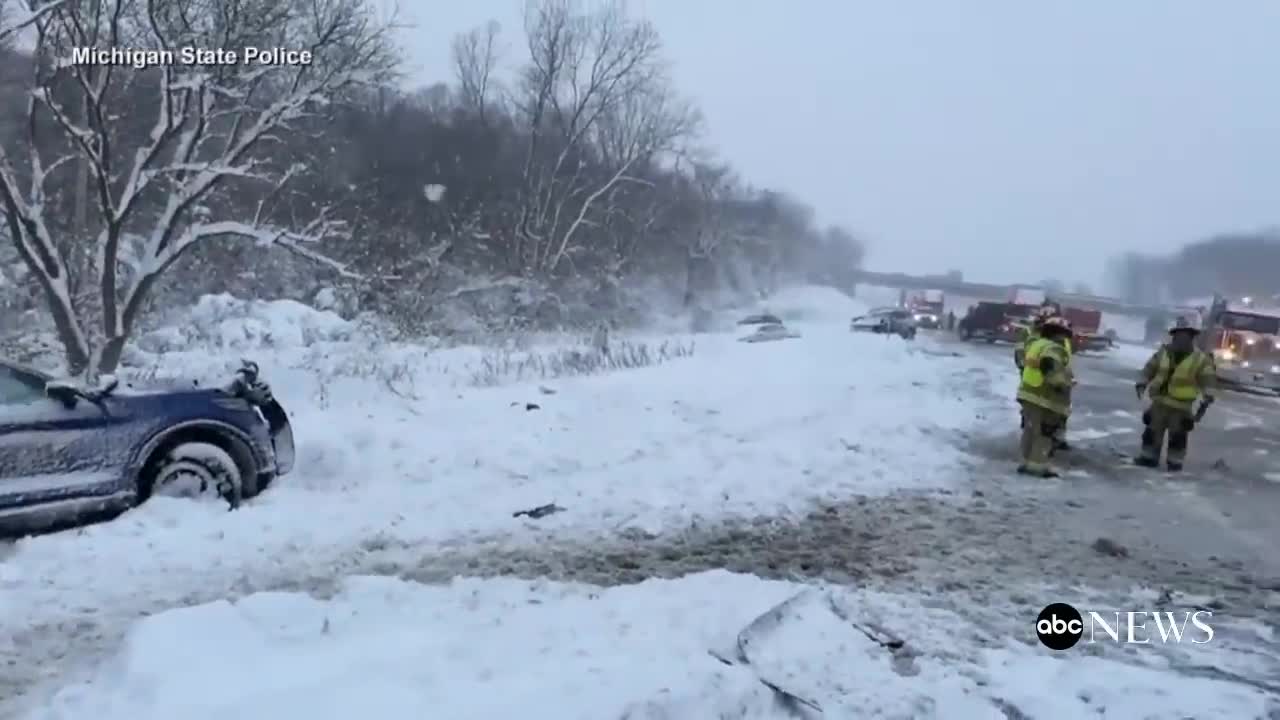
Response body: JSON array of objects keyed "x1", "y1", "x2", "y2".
[
  {"x1": 27, "y1": 571, "x2": 1274, "y2": 720},
  {"x1": 2, "y1": 289, "x2": 993, "y2": 616},
  {"x1": 1107, "y1": 340, "x2": 1159, "y2": 369},
  {"x1": 5, "y1": 285, "x2": 1276, "y2": 718},
  {"x1": 0, "y1": 287, "x2": 1014, "y2": 706}
]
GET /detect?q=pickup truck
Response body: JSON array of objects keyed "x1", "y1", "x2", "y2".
[{"x1": 958, "y1": 302, "x2": 1029, "y2": 343}]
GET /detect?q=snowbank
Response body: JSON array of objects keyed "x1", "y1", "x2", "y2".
[
  {"x1": 26, "y1": 571, "x2": 1273, "y2": 720},
  {"x1": 0, "y1": 292, "x2": 1012, "y2": 684},
  {"x1": 136, "y1": 293, "x2": 354, "y2": 353}
]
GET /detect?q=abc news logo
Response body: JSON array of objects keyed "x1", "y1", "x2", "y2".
[{"x1": 1035, "y1": 602, "x2": 1214, "y2": 650}]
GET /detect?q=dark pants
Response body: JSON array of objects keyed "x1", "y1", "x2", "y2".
[{"x1": 1139, "y1": 402, "x2": 1193, "y2": 467}]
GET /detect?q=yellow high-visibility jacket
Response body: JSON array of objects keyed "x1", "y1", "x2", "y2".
[
  {"x1": 1014, "y1": 327, "x2": 1040, "y2": 369},
  {"x1": 1017, "y1": 337, "x2": 1073, "y2": 415},
  {"x1": 1141, "y1": 346, "x2": 1215, "y2": 412}
]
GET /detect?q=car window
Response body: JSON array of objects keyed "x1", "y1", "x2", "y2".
[{"x1": 0, "y1": 366, "x2": 46, "y2": 406}]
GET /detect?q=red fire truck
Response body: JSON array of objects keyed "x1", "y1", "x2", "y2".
[
  {"x1": 899, "y1": 289, "x2": 945, "y2": 328},
  {"x1": 1202, "y1": 296, "x2": 1280, "y2": 393},
  {"x1": 1060, "y1": 306, "x2": 1112, "y2": 352}
]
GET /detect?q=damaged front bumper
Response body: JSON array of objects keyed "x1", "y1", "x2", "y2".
[{"x1": 228, "y1": 360, "x2": 295, "y2": 475}]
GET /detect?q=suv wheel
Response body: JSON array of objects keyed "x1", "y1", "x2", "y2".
[{"x1": 147, "y1": 442, "x2": 244, "y2": 507}]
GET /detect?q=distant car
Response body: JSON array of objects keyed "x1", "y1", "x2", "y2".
[
  {"x1": 851, "y1": 308, "x2": 917, "y2": 339},
  {"x1": 740, "y1": 322, "x2": 801, "y2": 342},
  {"x1": 738, "y1": 313, "x2": 783, "y2": 326},
  {"x1": 0, "y1": 359, "x2": 294, "y2": 536}
]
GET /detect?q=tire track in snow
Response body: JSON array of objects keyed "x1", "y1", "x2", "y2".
[
  {"x1": 7, "y1": 348, "x2": 1277, "y2": 714},
  {"x1": 5, "y1": 468, "x2": 1278, "y2": 716}
]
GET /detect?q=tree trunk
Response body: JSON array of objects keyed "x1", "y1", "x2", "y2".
[{"x1": 96, "y1": 335, "x2": 128, "y2": 376}]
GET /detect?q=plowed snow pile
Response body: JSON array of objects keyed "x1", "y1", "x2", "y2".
[
  {"x1": 26, "y1": 572, "x2": 1273, "y2": 720},
  {"x1": 2, "y1": 286, "x2": 1040, "y2": 716},
  {"x1": 2, "y1": 289, "x2": 1003, "y2": 631}
]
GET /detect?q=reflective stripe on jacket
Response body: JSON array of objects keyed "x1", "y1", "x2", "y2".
[
  {"x1": 1014, "y1": 327, "x2": 1040, "y2": 369},
  {"x1": 1147, "y1": 348, "x2": 1214, "y2": 412},
  {"x1": 1017, "y1": 338, "x2": 1072, "y2": 415}
]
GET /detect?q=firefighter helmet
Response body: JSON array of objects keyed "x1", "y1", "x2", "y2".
[
  {"x1": 1169, "y1": 317, "x2": 1200, "y2": 334},
  {"x1": 1040, "y1": 315, "x2": 1072, "y2": 334}
]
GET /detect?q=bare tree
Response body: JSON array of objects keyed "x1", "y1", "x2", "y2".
[
  {"x1": 451, "y1": 19, "x2": 502, "y2": 124},
  {"x1": 680, "y1": 161, "x2": 738, "y2": 306},
  {"x1": 0, "y1": 0, "x2": 398, "y2": 376},
  {"x1": 0, "y1": 0, "x2": 63, "y2": 49},
  {"x1": 513, "y1": 0, "x2": 689, "y2": 276}
]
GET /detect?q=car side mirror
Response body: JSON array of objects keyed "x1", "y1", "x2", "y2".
[{"x1": 45, "y1": 381, "x2": 79, "y2": 408}]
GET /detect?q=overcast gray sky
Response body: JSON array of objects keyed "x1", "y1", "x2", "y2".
[{"x1": 396, "y1": 1, "x2": 1280, "y2": 289}]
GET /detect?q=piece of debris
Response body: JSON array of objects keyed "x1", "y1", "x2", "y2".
[
  {"x1": 716, "y1": 590, "x2": 825, "y2": 714},
  {"x1": 990, "y1": 697, "x2": 1032, "y2": 720},
  {"x1": 1211, "y1": 458, "x2": 1230, "y2": 471},
  {"x1": 512, "y1": 502, "x2": 564, "y2": 519},
  {"x1": 511, "y1": 401, "x2": 541, "y2": 411},
  {"x1": 1091, "y1": 537, "x2": 1129, "y2": 558},
  {"x1": 825, "y1": 593, "x2": 906, "y2": 650},
  {"x1": 537, "y1": 385, "x2": 556, "y2": 395}
]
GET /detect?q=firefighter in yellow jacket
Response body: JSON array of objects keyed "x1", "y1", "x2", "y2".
[
  {"x1": 1134, "y1": 319, "x2": 1216, "y2": 471},
  {"x1": 1016, "y1": 316, "x2": 1074, "y2": 477},
  {"x1": 1015, "y1": 306, "x2": 1072, "y2": 453}
]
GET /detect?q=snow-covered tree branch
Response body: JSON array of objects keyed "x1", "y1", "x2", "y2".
[
  {"x1": 0, "y1": 0, "x2": 398, "y2": 375},
  {"x1": 509, "y1": 0, "x2": 692, "y2": 276}
]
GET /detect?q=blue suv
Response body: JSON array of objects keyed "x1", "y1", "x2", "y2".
[{"x1": 0, "y1": 359, "x2": 293, "y2": 536}]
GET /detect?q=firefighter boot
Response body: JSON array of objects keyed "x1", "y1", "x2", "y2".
[
  {"x1": 1136, "y1": 407, "x2": 1163, "y2": 468},
  {"x1": 1019, "y1": 406, "x2": 1062, "y2": 478},
  {"x1": 1165, "y1": 415, "x2": 1190, "y2": 472}
]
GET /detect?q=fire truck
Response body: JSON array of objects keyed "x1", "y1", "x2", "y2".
[
  {"x1": 899, "y1": 289, "x2": 945, "y2": 329},
  {"x1": 1060, "y1": 306, "x2": 1112, "y2": 352},
  {"x1": 1201, "y1": 295, "x2": 1280, "y2": 393}
]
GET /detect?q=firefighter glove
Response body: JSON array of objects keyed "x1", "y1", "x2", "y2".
[
  {"x1": 1181, "y1": 416, "x2": 1195, "y2": 432},
  {"x1": 1134, "y1": 382, "x2": 1147, "y2": 399},
  {"x1": 1194, "y1": 397, "x2": 1213, "y2": 422}
]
